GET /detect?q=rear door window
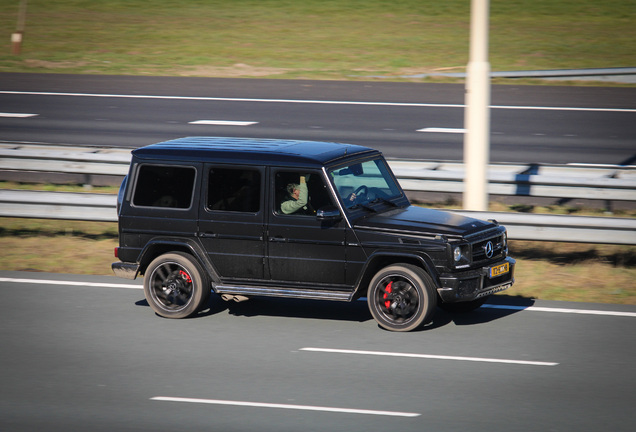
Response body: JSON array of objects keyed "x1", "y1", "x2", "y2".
[
  {"x1": 132, "y1": 165, "x2": 196, "y2": 209},
  {"x1": 207, "y1": 167, "x2": 261, "y2": 213}
]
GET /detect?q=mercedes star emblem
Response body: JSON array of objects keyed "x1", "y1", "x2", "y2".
[{"x1": 484, "y1": 241, "x2": 494, "y2": 258}]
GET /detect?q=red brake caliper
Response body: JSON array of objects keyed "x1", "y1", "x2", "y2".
[
  {"x1": 179, "y1": 270, "x2": 192, "y2": 284},
  {"x1": 383, "y1": 281, "x2": 393, "y2": 308}
]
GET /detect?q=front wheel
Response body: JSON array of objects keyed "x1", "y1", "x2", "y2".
[
  {"x1": 144, "y1": 252, "x2": 210, "y2": 319},
  {"x1": 367, "y1": 264, "x2": 437, "y2": 332}
]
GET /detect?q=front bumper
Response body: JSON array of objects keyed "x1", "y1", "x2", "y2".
[
  {"x1": 112, "y1": 261, "x2": 140, "y2": 280},
  {"x1": 437, "y1": 257, "x2": 516, "y2": 303}
]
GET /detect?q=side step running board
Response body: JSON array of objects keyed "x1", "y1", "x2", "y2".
[{"x1": 214, "y1": 284, "x2": 352, "y2": 302}]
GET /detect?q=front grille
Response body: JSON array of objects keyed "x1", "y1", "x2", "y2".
[{"x1": 471, "y1": 234, "x2": 505, "y2": 263}]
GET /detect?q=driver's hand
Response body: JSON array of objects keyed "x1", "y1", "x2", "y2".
[{"x1": 348, "y1": 193, "x2": 356, "y2": 202}]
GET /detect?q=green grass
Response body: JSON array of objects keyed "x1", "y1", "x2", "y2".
[{"x1": 1, "y1": 0, "x2": 634, "y2": 81}]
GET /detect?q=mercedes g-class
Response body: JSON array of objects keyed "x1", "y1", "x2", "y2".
[{"x1": 112, "y1": 137, "x2": 515, "y2": 331}]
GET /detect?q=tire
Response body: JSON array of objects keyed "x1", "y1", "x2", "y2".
[
  {"x1": 143, "y1": 252, "x2": 210, "y2": 319},
  {"x1": 438, "y1": 295, "x2": 489, "y2": 313},
  {"x1": 367, "y1": 264, "x2": 437, "y2": 332}
]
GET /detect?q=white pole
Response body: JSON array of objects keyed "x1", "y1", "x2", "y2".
[{"x1": 463, "y1": 0, "x2": 491, "y2": 211}]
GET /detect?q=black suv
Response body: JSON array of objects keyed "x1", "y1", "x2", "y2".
[{"x1": 112, "y1": 137, "x2": 515, "y2": 331}]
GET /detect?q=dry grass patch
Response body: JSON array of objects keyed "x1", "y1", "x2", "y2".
[
  {"x1": 503, "y1": 241, "x2": 636, "y2": 304},
  {"x1": 2, "y1": 218, "x2": 635, "y2": 305},
  {"x1": 2, "y1": 236, "x2": 118, "y2": 275}
]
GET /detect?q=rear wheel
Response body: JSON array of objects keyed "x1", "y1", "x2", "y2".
[
  {"x1": 367, "y1": 264, "x2": 437, "y2": 332},
  {"x1": 144, "y1": 252, "x2": 210, "y2": 318}
]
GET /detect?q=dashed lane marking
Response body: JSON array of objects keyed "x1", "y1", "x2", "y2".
[
  {"x1": 0, "y1": 112, "x2": 38, "y2": 118},
  {"x1": 188, "y1": 120, "x2": 258, "y2": 126},
  {"x1": 300, "y1": 347, "x2": 559, "y2": 366},
  {"x1": 151, "y1": 396, "x2": 421, "y2": 417},
  {"x1": 417, "y1": 127, "x2": 465, "y2": 133}
]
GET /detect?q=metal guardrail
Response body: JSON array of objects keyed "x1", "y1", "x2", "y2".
[
  {"x1": 2, "y1": 142, "x2": 636, "y2": 202},
  {"x1": 453, "y1": 210, "x2": 636, "y2": 245},
  {"x1": 1, "y1": 190, "x2": 635, "y2": 245},
  {"x1": 1, "y1": 143, "x2": 636, "y2": 244},
  {"x1": 391, "y1": 67, "x2": 636, "y2": 83},
  {"x1": 390, "y1": 160, "x2": 636, "y2": 202},
  {"x1": 0, "y1": 143, "x2": 131, "y2": 177},
  {"x1": 0, "y1": 189, "x2": 117, "y2": 222}
]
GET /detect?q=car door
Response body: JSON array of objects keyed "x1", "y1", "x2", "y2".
[
  {"x1": 267, "y1": 169, "x2": 348, "y2": 287},
  {"x1": 198, "y1": 164, "x2": 265, "y2": 281}
]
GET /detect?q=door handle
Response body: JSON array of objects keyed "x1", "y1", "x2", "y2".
[{"x1": 199, "y1": 232, "x2": 218, "y2": 238}]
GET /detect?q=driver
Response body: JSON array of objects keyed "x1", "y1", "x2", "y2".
[{"x1": 281, "y1": 175, "x2": 315, "y2": 215}]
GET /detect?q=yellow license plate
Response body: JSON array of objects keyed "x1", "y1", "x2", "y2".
[{"x1": 489, "y1": 262, "x2": 509, "y2": 278}]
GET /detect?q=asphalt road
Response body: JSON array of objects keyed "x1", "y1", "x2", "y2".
[
  {"x1": 1, "y1": 73, "x2": 635, "y2": 165},
  {"x1": 1, "y1": 271, "x2": 635, "y2": 432}
]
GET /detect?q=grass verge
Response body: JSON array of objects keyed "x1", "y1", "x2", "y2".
[
  {"x1": 1, "y1": 0, "x2": 634, "y2": 82},
  {"x1": 2, "y1": 217, "x2": 634, "y2": 305}
]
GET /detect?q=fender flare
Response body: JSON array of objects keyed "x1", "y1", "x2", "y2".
[
  {"x1": 137, "y1": 237, "x2": 221, "y2": 284},
  {"x1": 352, "y1": 251, "x2": 440, "y2": 299}
]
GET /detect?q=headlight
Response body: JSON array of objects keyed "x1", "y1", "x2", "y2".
[{"x1": 453, "y1": 246, "x2": 462, "y2": 262}]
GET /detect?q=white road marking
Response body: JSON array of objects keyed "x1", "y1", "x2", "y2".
[
  {"x1": 188, "y1": 120, "x2": 258, "y2": 126},
  {"x1": 417, "y1": 127, "x2": 465, "y2": 133},
  {"x1": 2, "y1": 277, "x2": 635, "y2": 318},
  {"x1": 300, "y1": 347, "x2": 558, "y2": 366},
  {"x1": 0, "y1": 277, "x2": 142, "y2": 290},
  {"x1": 482, "y1": 304, "x2": 636, "y2": 317},
  {"x1": 0, "y1": 112, "x2": 38, "y2": 118},
  {"x1": 151, "y1": 396, "x2": 421, "y2": 417},
  {"x1": 2, "y1": 90, "x2": 634, "y2": 112}
]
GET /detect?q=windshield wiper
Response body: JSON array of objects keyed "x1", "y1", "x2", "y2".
[
  {"x1": 371, "y1": 197, "x2": 398, "y2": 207},
  {"x1": 350, "y1": 203, "x2": 377, "y2": 212}
]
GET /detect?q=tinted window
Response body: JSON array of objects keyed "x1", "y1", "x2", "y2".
[
  {"x1": 133, "y1": 165, "x2": 195, "y2": 209},
  {"x1": 208, "y1": 168, "x2": 260, "y2": 213}
]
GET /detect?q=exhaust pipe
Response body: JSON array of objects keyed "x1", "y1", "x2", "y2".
[{"x1": 221, "y1": 294, "x2": 250, "y2": 303}]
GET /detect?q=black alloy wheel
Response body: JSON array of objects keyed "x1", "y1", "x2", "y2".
[
  {"x1": 144, "y1": 252, "x2": 210, "y2": 319},
  {"x1": 367, "y1": 264, "x2": 437, "y2": 332}
]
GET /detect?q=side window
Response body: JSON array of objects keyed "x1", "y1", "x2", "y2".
[
  {"x1": 207, "y1": 168, "x2": 261, "y2": 213},
  {"x1": 132, "y1": 165, "x2": 195, "y2": 209},
  {"x1": 275, "y1": 171, "x2": 333, "y2": 216}
]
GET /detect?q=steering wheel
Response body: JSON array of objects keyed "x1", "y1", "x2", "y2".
[{"x1": 353, "y1": 185, "x2": 368, "y2": 201}]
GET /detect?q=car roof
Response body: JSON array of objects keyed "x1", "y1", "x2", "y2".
[{"x1": 132, "y1": 137, "x2": 379, "y2": 166}]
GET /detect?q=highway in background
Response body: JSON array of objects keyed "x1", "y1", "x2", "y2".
[
  {"x1": 1, "y1": 72, "x2": 635, "y2": 165},
  {"x1": 1, "y1": 271, "x2": 635, "y2": 432}
]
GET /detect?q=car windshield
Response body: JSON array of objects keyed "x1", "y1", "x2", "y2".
[{"x1": 329, "y1": 158, "x2": 403, "y2": 209}]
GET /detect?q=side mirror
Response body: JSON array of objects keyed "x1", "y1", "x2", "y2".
[{"x1": 316, "y1": 205, "x2": 342, "y2": 221}]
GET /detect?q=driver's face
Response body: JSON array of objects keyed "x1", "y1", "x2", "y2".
[{"x1": 292, "y1": 188, "x2": 300, "y2": 199}]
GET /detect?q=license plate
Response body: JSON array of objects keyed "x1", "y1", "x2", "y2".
[{"x1": 489, "y1": 262, "x2": 509, "y2": 278}]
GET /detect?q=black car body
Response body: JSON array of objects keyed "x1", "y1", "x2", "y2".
[{"x1": 113, "y1": 137, "x2": 515, "y2": 331}]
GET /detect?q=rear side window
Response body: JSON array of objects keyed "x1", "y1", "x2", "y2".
[
  {"x1": 207, "y1": 167, "x2": 261, "y2": 213},
  {"x1": 132, "y1": 165, "x2": 196, "y2": 209}
]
